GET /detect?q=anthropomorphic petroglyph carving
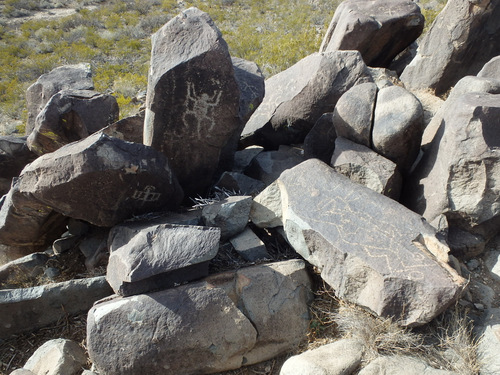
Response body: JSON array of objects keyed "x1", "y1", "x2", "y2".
[{"x1": 182, "y1": 82, "x2": 222, "y2": 137}]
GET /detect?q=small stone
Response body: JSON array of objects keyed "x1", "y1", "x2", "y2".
[
  {"x1": 230, "y1": 227, "x2": 270, "y2": 262},
  {"x1": 44, "y1": 267, "x2": 61, "y2": 279}
]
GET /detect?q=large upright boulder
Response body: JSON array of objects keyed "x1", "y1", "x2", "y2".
[
  {"x1": 404, "y1": 92, "x2": 500, "y2": 257},
  {"x1": 251, "y1": 159, "x2": 465, "y2": 326},
  {"x1": 144, "y1": 8, "x2": 241, "y2": 197},
  {"x1": 26, "y1": 63, "x2": 94, "y2": 136},
  {"x1": 401, "y1": 0, "x2": 500, "y2": 95},
  {"x1": 241, "y1": 51, "x2": 371, "y2": 149},
  {"x1": 15, "y1": 132, "x2": 183, "y2": 227},
  {"x1": 319, "y1": 0, "x2": 424, "y2": 68},
  {"x1": 27, "y1": 89, "x2": 119, "y2": 155}
]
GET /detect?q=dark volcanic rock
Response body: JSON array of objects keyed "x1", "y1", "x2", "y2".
[
  {"x1": 18, "y1": 132, "x2": 183, "y2": 227},
  {"x1": 401, "y1": 0, "x2": 500, "y2": 95},
  {"x1": 27, "y1": 89, "x2": 119, "y2": 155},
  {"x1": 303, "y1": 113, "x2": 336, "y2": 163},
  {"x1": 0, "y1": 136, "x2": 37, "y2": 196},
  {"x1": 144, "y1": 8, "x2": 241, "y2": 197},
  {"x1": 251, "y1": 159, "x2": 466, "y2": 326},
  {"x1": 107, "y1": 222, "x2": 220, "y2": 296},
  {"x1": 101, "y1": 110, "x2": 145, "y2": 144},
  {"x1": 241, "y1": 51, "x2": 371, "y2": 149},
  {"x1": 320, "y1": 0, "x2": 424, "y2": 68},
  {"x1": 26, "y1": 63, "x2": 94, "y2": 136}
]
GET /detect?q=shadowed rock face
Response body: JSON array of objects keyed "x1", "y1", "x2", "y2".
[
  {"x1": 251, "y1": 159, "x2": 466, "y2": 326},
  {"x1": 241, "y1": 51, "x2": 372, "y2": 149},
  {"x1": 144, "y1": 7, "x2": 241, "y2": 198},
  {"x1": 320, "y1": 0, "x2": 424, "y2": 68}
]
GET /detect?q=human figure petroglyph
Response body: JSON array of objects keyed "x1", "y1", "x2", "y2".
[{"x1": 182, "y1": 82, "x2": 222, "y2": 136}]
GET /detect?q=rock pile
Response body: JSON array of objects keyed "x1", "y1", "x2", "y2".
[{"x1": 2, "y1": 0, "x2": 500, "y2": 374}]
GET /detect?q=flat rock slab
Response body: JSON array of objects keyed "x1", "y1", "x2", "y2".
[
  {"x1": 230, "y1": 227, "x2": 269, "y2": 262},
  {"x1": 107, "y1": 222, "x2": 220, "y2": 296},
  {"x1": 320, "y1": 0, "x2": 424, "y2": 68},
  {"x1": 331, "y1": 137, "x2": 402, "y2": 200},
  {"x1": 88, "y1": 260, "x2": 311, "y2": 374},
  {"x1": 144, "y1": 7, "x2": 241, "y2": 197},
  {"x1": 0, "y1": 276, "x2": 112, "y2": 337},
  {"x1": 241, "y1": 51, "x2": 371, "y2": 149},
  {"x1": 251, "y1": 159, "x2": 465, "y2": 326},
  {"x1": 215, "y1": 172, "x2": 266, "y2": 196},
  {"x1": 280, "y1": 338, "x2": 365, "y2": 375},
  {"x1": 27, "y1": 89, "x2": 119, "y2": 155},
  {"x1": 17, "y1": 132, "x2": 183, "y2": 227},
  {"x1": 25, "y1": 63, "x2": 94, "y2": 135}
]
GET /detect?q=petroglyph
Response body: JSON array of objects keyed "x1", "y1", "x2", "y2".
[
  {"x1": 132, "y1": 186, "x2": 161, "y2": 202},
  {"x1": 182, "y1": 82, "x2": 222, "y2": 137}
]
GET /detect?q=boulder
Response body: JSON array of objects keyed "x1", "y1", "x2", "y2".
[
  {"x1": 401, "y1": 0, "x2": 500, "y2": 96},
  {"x1": 88, "y1": 260, "x2": 311, "y2": 374},
  {"x1": 372, "y1": 85, "x2": 424, "y2": 173},
  {"x1": 358, "y1": 355, "x2": 458, "y2": 375},
  {"x1": 250, "y1": 159, "x2": 466, "y2": 326},
  {"x1": 478, "y1": 55, "x2": 500, "y2": 80},
  {"x1": 331, "y1": 137, "x2": 402, "y2": 200},
  {"x1": 9, "y1": 370, "x2": 35, "y2": 375},
  {"x1": 280, "y1": 338, "x2": 365, "y2": 375},
  {"x1": 477, "y1": 308, "x2": 500, "y2": 375},
  {"x1": 229, "y1": 227, "x2": 270, "y2": 262},
  {"x1": 26, "y1": 63, "x2": 94, "y2": 136},
  {"x1": 144, "y1": 8, "x2": 241, "y2": 198},
  {"x1": 27, "y1": 89, "x2": 119, "y2": 155},
  {"x1": 245, "y1": 147, "x2": 304, "y2": 186},
  {"x1": 319, "y1": 0, "x2": 424, "y2": 68},
  {"x1": 332, "y1": 82, "x2": 377, "y2": 148},
  {"x1": 215, "y1": 171, "x2": 266, "y2": 196},
  {"x1": 107, "y1": 222, "x2": 220, "y2": 296},
  {"x1": 303, "y1": 113, "x2": 336, "y2": 163},
  {"x1": 485, "y1": 250, "x2": 500, "y2": 281},
  {"x1": 0, "y1": 276, "x2": 112, "y2": 337},
  {"x1": 17, "y1": 132, "x2": 183, "y2": 227},
  {"x1": 233, "y1": 146, "x2": 264, "y2": 173},
  {"x1": 202, "y1": 195, "x2": 252, "y2": 240},
  {"x1": 0, "y1": 181, "x2": 67, "y2": 250},
  {"x1": 0, "y1": 136, "x2": 37, "y2": 196},
  {"x1": 101, "y1": 110, "x2": 144, "y2": 144},
  {"x1": 0, "y1": 252, "x2": 48, "y2": 286},
  {"x1": 24, "y1": 339, "x2": 87, "y2": 375},
  {"x1": 232, "y1": 57, "x2": 265, "y2": 125},
  {"x1": 404, "y1": 92, "x2": 500, "y2": 257},
  {"x1": 241, "y1": 51, "x2": 371, "y2": 149}
]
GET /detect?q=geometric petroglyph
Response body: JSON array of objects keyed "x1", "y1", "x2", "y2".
[{"x1": 132, "y1": 186, "x2": 161, "y2": 202}]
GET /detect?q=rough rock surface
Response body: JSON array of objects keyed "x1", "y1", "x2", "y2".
[
  {"x1": 280, "y1": 338, "x2": 365, "y2": 375},
  {"x1": 331, "y1": 137, "x2": 402, "y2": 200},
  {"x1": 245, "y1": 147, "x2": 304, "y2": 186},
  {"x1": 404, "y1": 92, "x2": 500, "y2": 257},
  {"x1": 229, "y1": 227, "x2": 269, "y2": 262},
  {"x1": 250, "y1": 159, "x2": 465, "y2": 326},
  {"x1": 88, "y1": 260, "x2": 311, "y2": 374},
  {"x1": 101, "y1": 110, "x2": 144, "y2": 144},
  {"x1": 358, "y1": 355, "x2": 458, "y2": 375},
  {"x1": 401, "y1": 0, "x2": 500, "y2": 95},
  {"x1": 0, "y1": 276, "x2": 112, "y2": 337},
  {"x1": 303, "y1": 113, "x2": 336, "y2": 163},
  {"x1": 202, "y1": 195, "x2": 252, "y2": 240},
  {"x1": 232, "y1": 57, "x2": 265, "y2": 125},
  {"x1": 144, "y1": 8, "x2": 240, "y2": 197},
  {"x1": 241, "y1": 51, "x2": 371, "y2": 149},
  {"x1": 107, "y1": 222, "x2": 220, "y2": 296},
  {"x1": 372, "y1": 85, "x2": 424, "y2": 173},
  {"x1": 319, "y1": 0, "x2": 424, "y2": 67},
  {"x1": 27, "y1": 89, "x2": 119, "y2": 155},
  {"x1": 24, "y1": 338, "x2": 87, "y2": 375},
  {"x1": 0, "y1": 252, "x2": 48, "y2": 286},
  {"x1": 25, "y1": 63, "x2": 94, "y2": 136},
  {"x1": 478, "y1": 55, "x2": 500, "y2": 80},
  {"x1": 332, "y1": 82, "x2": 377, "y2": 148},
  {"x1": 0, "y1": 136, "x2": 37, "y2": 196},
  {"x1": 477, "y1": 308, "x2": 500, "y2": 375},
  {"x1": 215, "y1": 171, "x2": 266, "y2": 196},
  {"x1": 17, "y1": 132, "x2": 183, "y2": 227}
]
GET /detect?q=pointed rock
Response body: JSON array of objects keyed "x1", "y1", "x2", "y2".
[{"x1": 144, "y1": 8, "x2": 240, "y2": 197}]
